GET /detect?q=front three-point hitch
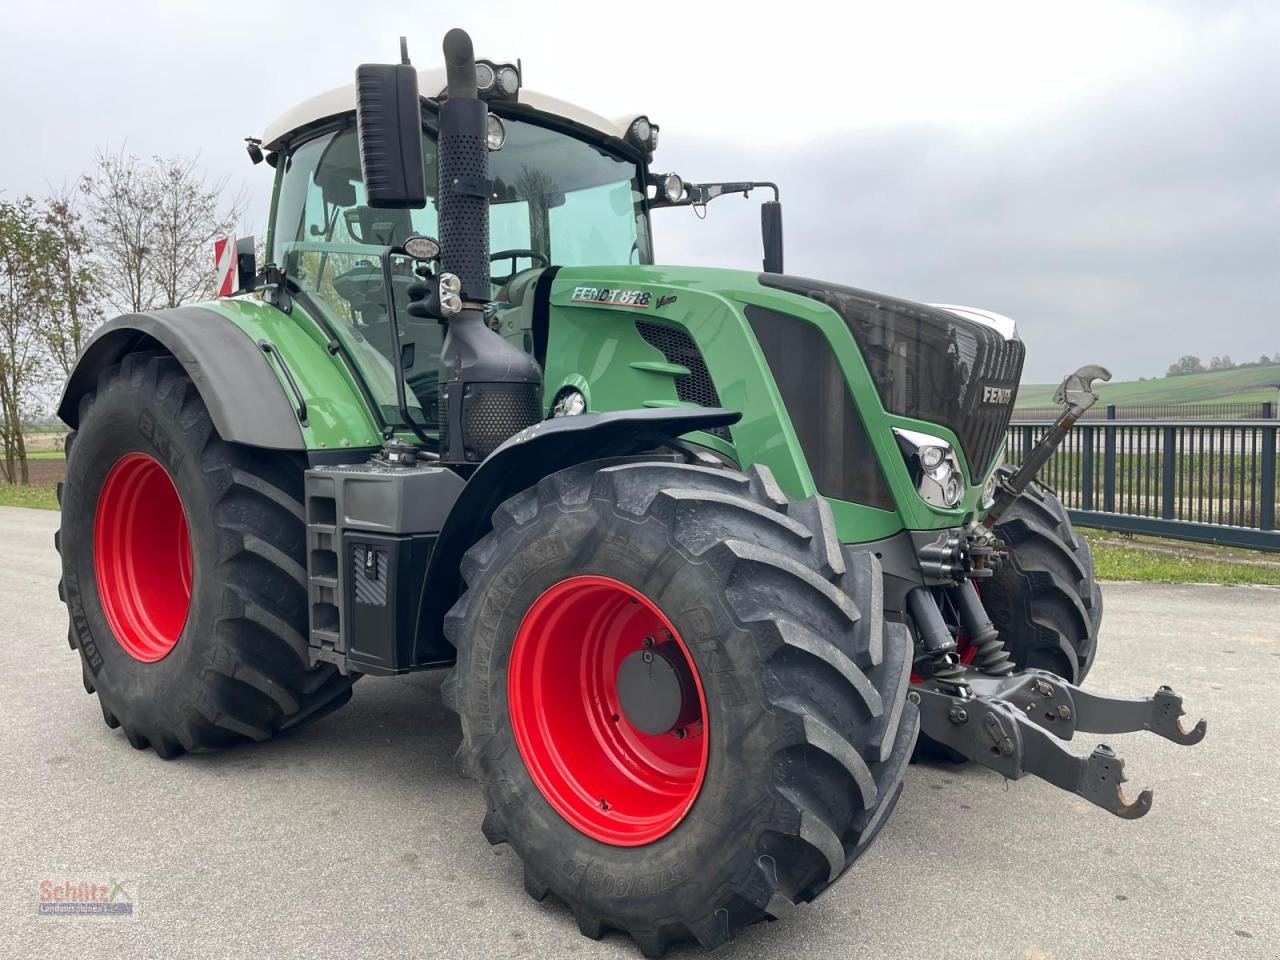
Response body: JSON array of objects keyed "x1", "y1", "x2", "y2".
[
  {"x1": 908, "y1": 359, "x2": 1206, "y2": 818},
  {"x1": 912, "y1": 669, "x2": 1206, "y2": 818}
]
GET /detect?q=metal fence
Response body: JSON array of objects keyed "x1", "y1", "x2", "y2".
[
  {"x1": 1004, "y1": 414, "x2": 1279, "y2": 551},
  {"x1": 1011, "y1": 401, "x2": 1277, "y2": 422}
]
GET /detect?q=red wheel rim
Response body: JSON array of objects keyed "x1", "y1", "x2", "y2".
[
  {"x1": 508, "y1": 575, "x2": 709, "y2": 846},
  {"x1": 94, "y1": 453, "x2": 193, "y2": 662}
]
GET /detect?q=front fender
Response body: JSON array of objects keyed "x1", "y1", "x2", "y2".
[{"x1": 413, "y1": 406, "x2": 741, "y2": 663}]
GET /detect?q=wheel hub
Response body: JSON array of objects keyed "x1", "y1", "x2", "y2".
[{"x1": 616, "y1": 643, "x2": 700, "y2": 736}]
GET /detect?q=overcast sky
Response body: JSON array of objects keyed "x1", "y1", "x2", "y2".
[{"x1": 1, "y1": 0, "x2": 1275, "y2": 382}]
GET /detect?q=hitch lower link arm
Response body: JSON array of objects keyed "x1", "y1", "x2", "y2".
[{"x1": 911, "y1": 670, "x2": 1206, "y2": 819}]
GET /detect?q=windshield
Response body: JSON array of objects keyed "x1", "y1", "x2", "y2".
[
  {"x1": 270, "y1": 112, "x2": 650, "y2": 432},
  {"x1": 273, "y1": 114, "x2": 651, "y2": 270}
]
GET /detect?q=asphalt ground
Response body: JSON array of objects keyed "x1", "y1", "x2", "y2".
[{"x1": 0, "y1": 504, "x2": 1276, "y2": 959}]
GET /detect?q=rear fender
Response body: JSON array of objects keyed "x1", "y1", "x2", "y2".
[
  {"x1": 412, "y1": 406, "x2": 741, "y2": 663},
  {"x1": 59, "y1": 304, "x2": 381, "y2": 452}
]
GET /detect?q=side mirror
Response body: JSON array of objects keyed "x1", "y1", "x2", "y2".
[
  {"x1": 354, "y1": 44, "x2": 427, "y2": 209},
  {"x1": 761, "y1": 200, "x2": 784, "y2": 274},
  {"x1": 235, "y1": 237, "x2": 256, "y2": 291}
]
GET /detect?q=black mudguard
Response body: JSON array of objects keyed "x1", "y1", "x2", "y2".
[
  {"x1": 58, "y1": 308, "x2": 306, "y2": 450},
  {"x1": 412, "y1": 406, "x2": 741, "y2": 663}
]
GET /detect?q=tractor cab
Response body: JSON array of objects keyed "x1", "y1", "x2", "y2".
[
  {"x1": 258, "y1": 66, "x2": 779, "y2": 436},
  {"x1": 261, "y1": 73, "x2": 650, "y2": 431}
]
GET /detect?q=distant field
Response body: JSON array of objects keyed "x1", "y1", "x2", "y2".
[
  {"x1": 24, "y1": 428, "x2": 69, "y2": 454},
  {"x1": 1018, "y1": 364, "x2": 1280, "y2": 408}
]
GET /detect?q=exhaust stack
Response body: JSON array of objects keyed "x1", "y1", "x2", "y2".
[
  {"x1": 437, "y1": 29, "x2": 492, "y2": 305},
  {"x1": 434, "y1": 28, "x2": 543, "y2": 463}
]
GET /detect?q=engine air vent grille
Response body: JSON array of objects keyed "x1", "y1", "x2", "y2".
[{"x1": 634, "y1": 321, "x2": 730, "y2": 439}]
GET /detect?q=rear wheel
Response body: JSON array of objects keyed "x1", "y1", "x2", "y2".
[
  {"x1": 983, "y1": 474, "x2": 1103, "y2": 684},
  {"x1": 56, "y1": 351, "x2": 357, "y2": 758},
  {"x1": 443, "y1": 460, "x2": 917, "y2": 956}
]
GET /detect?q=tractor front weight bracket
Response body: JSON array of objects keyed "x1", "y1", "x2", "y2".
[{"x1": 911, "y1": 670, "x2": 1206, "y2": 820}]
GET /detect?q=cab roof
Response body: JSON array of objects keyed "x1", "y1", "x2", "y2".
[{"x1": 261, "y1": 67, "x2": 640, "y2": 152}]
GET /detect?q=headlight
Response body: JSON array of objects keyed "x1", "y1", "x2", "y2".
[
  {"x1": 486, "y1": 113, "x2": 507, "y2": 151},
  {"x1": 944, "y1": 474, "x2": 964, "y2": 507},
  {"x1": 892, "y1": 427, "x2": 965, "y2": 509},
  {"x1": 919, "y1": 446, "x2": 946, "y2": 470},
  {"x1": 551, "y1": 389, "x2": 587, "y2": 417},
  {"x1": 662, "y1": 173, "x2": 684, "y2": 203},
  {"x1": 496, "y1": 64, "x2": 521, "y2": 97},
  {"x1": 627, "y1": 116, "x2": 660, "y2": 155},
  {"x1": 982, "y1": 471, "x2": 999, "y2": 509},
  {"x1": 402, "y1": 235, "x2": 440, "y2": 261},
  {"x1": 474, "y1": 62, "x2": 496, "y2": 92}
]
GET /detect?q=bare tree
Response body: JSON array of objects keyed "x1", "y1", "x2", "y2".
[
  {"x1": 82, "y1": 147, "x2": 245, "y2": 316},
  {"x1": 81, "y1": 146, "x2": 159, "y2": 314},
  {"x1": 514, "y1": 166, "x2": 558, "y2": 260},
  {"x1": 0, "y1": 197, "x2": 53, "y2": 484},
  {"x1": 41, "y1": 184, "x2": 102, "y2": 376},
  {"x1": 150, "y1": 155, "x2": 245, "y2": 307}
]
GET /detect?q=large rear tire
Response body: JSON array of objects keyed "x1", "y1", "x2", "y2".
[
  {"x1": 442, "y1": 460, "x2": 918, "y2": 956},
  {"x1": 56, "y1": 351, "x2": 357, "y2": 758},
  {"x1": 982, "y1": 474, "x2": 1104, "y2": 684}
]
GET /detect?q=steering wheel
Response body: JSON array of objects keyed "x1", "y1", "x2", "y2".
[
  {"x1": 490, "y1": 248, "x2": 549, "y2": 286},
  {"x1": 332, "y1": 260, "x2": 384, "y2": 310}
]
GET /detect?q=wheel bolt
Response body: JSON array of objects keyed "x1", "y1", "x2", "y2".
[{"x1": 1057, "y1": 705, "x2": 1072, "y2": 721}]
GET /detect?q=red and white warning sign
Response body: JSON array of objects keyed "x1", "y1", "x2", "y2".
[{"x1": 214, "y1": 236, "x2": 237, "y2": 297}]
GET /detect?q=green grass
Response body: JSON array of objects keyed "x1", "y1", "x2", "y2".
[
  {"x1": 0, "y1": 484, "x2": 59, "y2": 510},
  {"x1": 1082, "y1": 530, "x2": 1280, "y2": 585},
  {"x1": 27, "y1": 451, "x2": 65, "y2": 460},
  {"x1": 1018, "y1": 363, "x2": 1280, "y2": 408}
]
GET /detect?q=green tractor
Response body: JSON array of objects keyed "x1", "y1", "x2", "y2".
[{"x1": 55, "y1": 28, "x2": 1204, "y2": 955}]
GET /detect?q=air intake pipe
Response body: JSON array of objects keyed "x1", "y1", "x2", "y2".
[{"x1": 435, "y1": 28, "x2": 543, "y2": 462}]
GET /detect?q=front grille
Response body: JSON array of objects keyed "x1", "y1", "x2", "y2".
[
  {"x1": 746, "y1": 306, "x2": 895, "y2": 510},
  {"x1": 760, "y1": 275, "x2": 1024, "y2": 481},
  {"x1": 634, "y1": 321, "x2": 731, "y2": 440}
]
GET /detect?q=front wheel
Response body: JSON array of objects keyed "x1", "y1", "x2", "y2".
[
  {"x1": 443, "y1": 460, "x2": 917, "y2": 956},
  {"x1": 983, "y1": 474, "x2": 1104, "y2": 684}
]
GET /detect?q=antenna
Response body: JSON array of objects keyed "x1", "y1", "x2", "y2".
[{"x1": 400, "y1": 36, "x2": 411, "y2": 65}]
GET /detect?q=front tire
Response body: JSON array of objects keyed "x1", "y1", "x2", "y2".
[
  {"x1": 56, "y1": 351, "x2": 357, "y2": 758},
  {"x1": 443, "y1": 460, "x2": 917, "y2": 956},
  {"x1": 983, "y1": 474, "x2": 1104, "y2": 684}
]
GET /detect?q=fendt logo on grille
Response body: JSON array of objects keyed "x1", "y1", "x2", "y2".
[{"x1": 982, "y1": 385, "x2": 1014, "y2": 405}]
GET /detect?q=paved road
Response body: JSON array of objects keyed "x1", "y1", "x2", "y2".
[{"x1": 0, "y1": 504, "x2": 1276, "y2": 960}]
